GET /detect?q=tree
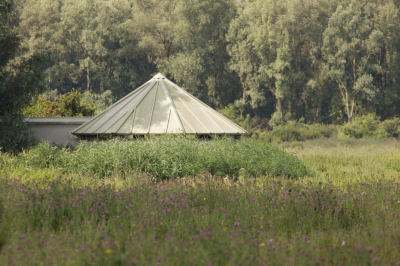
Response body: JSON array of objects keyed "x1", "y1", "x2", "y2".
[
  {"x1": 370, "y1": 1, "x2": 400, "y2": 118},
  {"x1": 322, "y1": 0, "x2": 377, "y2": 123},
  {"x1": 17, "y1": 0, "x2": 154, "y2": 98},
  {"x1": 0, "y1": 0, "x2": 45, "y2": 152},
  {"x1": 227, "y1": 0, "x2": 336, "y2": 124},
  {"x1": 133, "y1": 0, "x2": 240, "y2": 107}
]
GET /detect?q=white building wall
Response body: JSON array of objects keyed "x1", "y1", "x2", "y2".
[{"x1": 29, "y1": 124, "x2": 82, "y2": 146}]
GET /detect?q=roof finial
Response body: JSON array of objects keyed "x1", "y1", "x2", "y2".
[{"x1": 152, "y1": 73, "x2": 166, "y2": 80}]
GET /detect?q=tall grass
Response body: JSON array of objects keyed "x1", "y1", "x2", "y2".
[
  {"x1": 282, "y1": 138, "x2": 400, "y2": 186},
  {"x1": 0, "y1": 173, "x2": 399, "y2": 265},
  {"x1": 14, "y1": 136, "x2": 308, "y2": 179}
]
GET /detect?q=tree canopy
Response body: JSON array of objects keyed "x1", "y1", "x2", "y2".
[
  {"x1": 0, "y1": 0, "x2": 45, "y2": 152},
  {"x1": 4, "y1": 0, "x2": 400, "y2": 128}
]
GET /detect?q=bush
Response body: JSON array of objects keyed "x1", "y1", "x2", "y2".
[
  {"x1": 217, "y1": 104, "x2": 270, "y2": 133},
  {"x1": 266, "y1": 121, "x2": 336, "y2": 142},
  {"x1": 22, "y1": 89, "x2": 113, "y2": 117},
  {"x1": 339, "y1": 114, "x2": 400, "y2": 139},
  {"x1": 0, "y1": 115, "x2": 37, "y2": 153},
  {"x1": 379, "y1": 117, "x2": 400, "y2": 138},
  {"x1": 17, "y1": 136, "x2": 309, "y2": 179},
  {"x1": 0, "y1": 198, "x2": 7, "y2": 253},
  {"x1": 340, "y1": 114, "x2": 380, "y2": 138}
]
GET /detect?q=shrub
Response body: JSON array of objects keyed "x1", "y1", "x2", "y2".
[
  {"x1": 379, "y1": 117, "x2": 400, "y2": 138},
  {"x1": 339, "y1": 114, "x2": 400, "y2": 139},
  {"x1": 307, "y1": 123, "x2": 337, "y2": 138},
  {"x1": 267, "y1": 121, "x2": 336, "y2": 142},
  {"x1": 0, "y1": 198, "x2": 7, "y2": 253},
  {"x1": 0, "y1": 115, "x2": 37, "y2": 153},
  {"x1": 22, "y1": 97, "x2": 60, "y2": 117},
  {"x1": 340, "y1": 114, "x2": 380, "y2": 138},
  {"x1": 22, "y1": 89, "x2": 113, "y2": 117},
  {"x1": 217, "y1": 104, "x2": 253, "y2": 132},
  {"x1": 17, "y1": 136, "x2": 309, "y2": 179},
  {"x1": 271, "y1": 121, "x2": 304, "y2": 142}
]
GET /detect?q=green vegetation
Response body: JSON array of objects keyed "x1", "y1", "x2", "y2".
[
  {"x1": 2, "y1": 0, "x2": 400, "y2": 263},
  {"x1": 339, "y1": 114, "x2": 400, "y2": 139},
  {"x1": 0, "y1": 139, "x2": 400, "y2": 265},
  {"x1": 0, "y1": 0, "x2": 45, "y2": 152},
  {"x1": 2, "y1": 137, "x2": 308, "y2": 179},
  {"x1": 22, "y1": 89, "x2": 114, "y2": 117},
  {"x1": 3, "y1": 0, "x2": 399, "y2": 126},
  {"x1": 258, "y1": 122, "x2": 337, "y2": 143},
  {"x1": 3, "y1": 0, "x2": 400, "y2": 152},
  {"x1": 238, "y1": 117, "x2": 400, "y2": 143},
  {"x1": 282, "y1": 138, "x2": 400, "y2": 185}
]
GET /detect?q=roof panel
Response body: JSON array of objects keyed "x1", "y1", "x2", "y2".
[
  {"x1": 166, "y1": 82, "x2": 209, "y2": 133},
  {"x1": 168, "y1": 83, "x2": 225, "y2": 133},
  {"x1": 75, "y1": 83, "x2": 150, "y2": 134},
  {"x1": 131, "y1": 84, "x2": 157, "y2": 134},
  {"x1": 88, "y1": 82, "x2": 155, "y2": 134},
  {"x1": 166, "y1": 109, "x2": 183, "y2": 133},
  {"x1": 149, "y1": 84, "x2": 171, "y2": 133}
]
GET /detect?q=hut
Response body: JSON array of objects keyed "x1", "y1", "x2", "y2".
[{"x1": 72, "y1": 73, "x2": 247, "y2": 139}]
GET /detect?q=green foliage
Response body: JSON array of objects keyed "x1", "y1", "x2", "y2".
[
  {"x1": 22, "y1": 89, "x2": 113, "y2": 117},
  {"x1": 379, "y1": 117, "x2": 400, "y2": 138},
  {"x1": 217, "y1": 104, "x2": 253, "y2": 131},
  {"x1": 17, "y1": 136, "x2": 309, "y2": 179},
  {"x1": 259, "y1": 121, "x2": 337, "y2": 143},
  {"x1": 340, "y1": 114, "x2": 380, "y2": 139},
  {"x1": 0, "y1": 115, "x2": 37, "y2": 153},
  {"x1": 22, "y1": 97, "x2": 59, "y2": 117},
  {"x1": 4, "y1": 0, "x2": 400, "y2": 134},
  {"x1": 0, "y1": 198, "x2": 7, "y2": 253},
  {"x1": 0, "y1": 0, "x2": 45, "y2": 153},
  {"x1": 56, "y1": 89, "x2": 95, "y2": 117},
  {"x1": 340, "y1": 115, "x2": 400, "y2": 139},
  {"x1": 1, "y1": 139, "x2": 400, "y2": 264},
  {"x1": 81, "y1": 90, "x2": 114, "y2": 115},
  {"x1": 322, "y1": 0, "x2": 377, "y2": 123},
  {"x1": 19, "y1": 142, "x2": 62, "y2": 168}
]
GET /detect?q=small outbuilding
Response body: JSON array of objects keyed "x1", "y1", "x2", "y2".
[
  {"x1": 72, "y1": 73, "x2": 247, "y2": 138},
  {"x1": 26, "y1": 117, "x2": 90, "y2": 146}
]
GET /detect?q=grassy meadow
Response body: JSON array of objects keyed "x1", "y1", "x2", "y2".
[{"x1": 0, "y1": 138, "x2": 400, "y2": 265}]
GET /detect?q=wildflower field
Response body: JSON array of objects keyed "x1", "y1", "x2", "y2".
[{"x1": 1, "y1": 138, "x2": 400, "y2": 265}]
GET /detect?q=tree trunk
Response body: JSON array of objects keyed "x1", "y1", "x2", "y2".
[
  {"x1": 239, "y1": 73, "x2": 247, "y2": 118},
  {"x1": 87, "y1": 66, "x2": 91, "y2": 91},
  {"x1": 345, "y1": 96, "x2": 350, "y2": 123}
]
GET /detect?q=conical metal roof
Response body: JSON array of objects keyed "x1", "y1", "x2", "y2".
[{"x1": 72, "y1": 73, "x2": 247, "y2": 135}]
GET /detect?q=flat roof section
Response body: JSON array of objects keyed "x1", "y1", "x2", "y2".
[{"x1": 24, "y1": 117, "x2": 92, "y2": 125}]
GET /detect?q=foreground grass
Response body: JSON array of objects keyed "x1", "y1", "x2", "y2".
[
  {"x1": 0, "y1": 173, "x2": 399, "y2": 265},
  {"x1": 0, "y1": 138, "x2": 399, "y2": 265}
]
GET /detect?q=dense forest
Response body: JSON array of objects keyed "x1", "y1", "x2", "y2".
[{"x1": 2, "y1": 0, "x2": 400, "y2": 127}]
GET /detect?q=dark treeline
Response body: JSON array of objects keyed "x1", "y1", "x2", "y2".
[{"x1": 4, "y1": 0, "x2": 400, "y2": 126}]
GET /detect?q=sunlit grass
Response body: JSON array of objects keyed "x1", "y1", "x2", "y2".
[
  {"x1": 282, "y1": 138, "x2": 400, "y2": 186},
  {"x1": 2, "y1": 136, "x2": 309, "y2": 180}
]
